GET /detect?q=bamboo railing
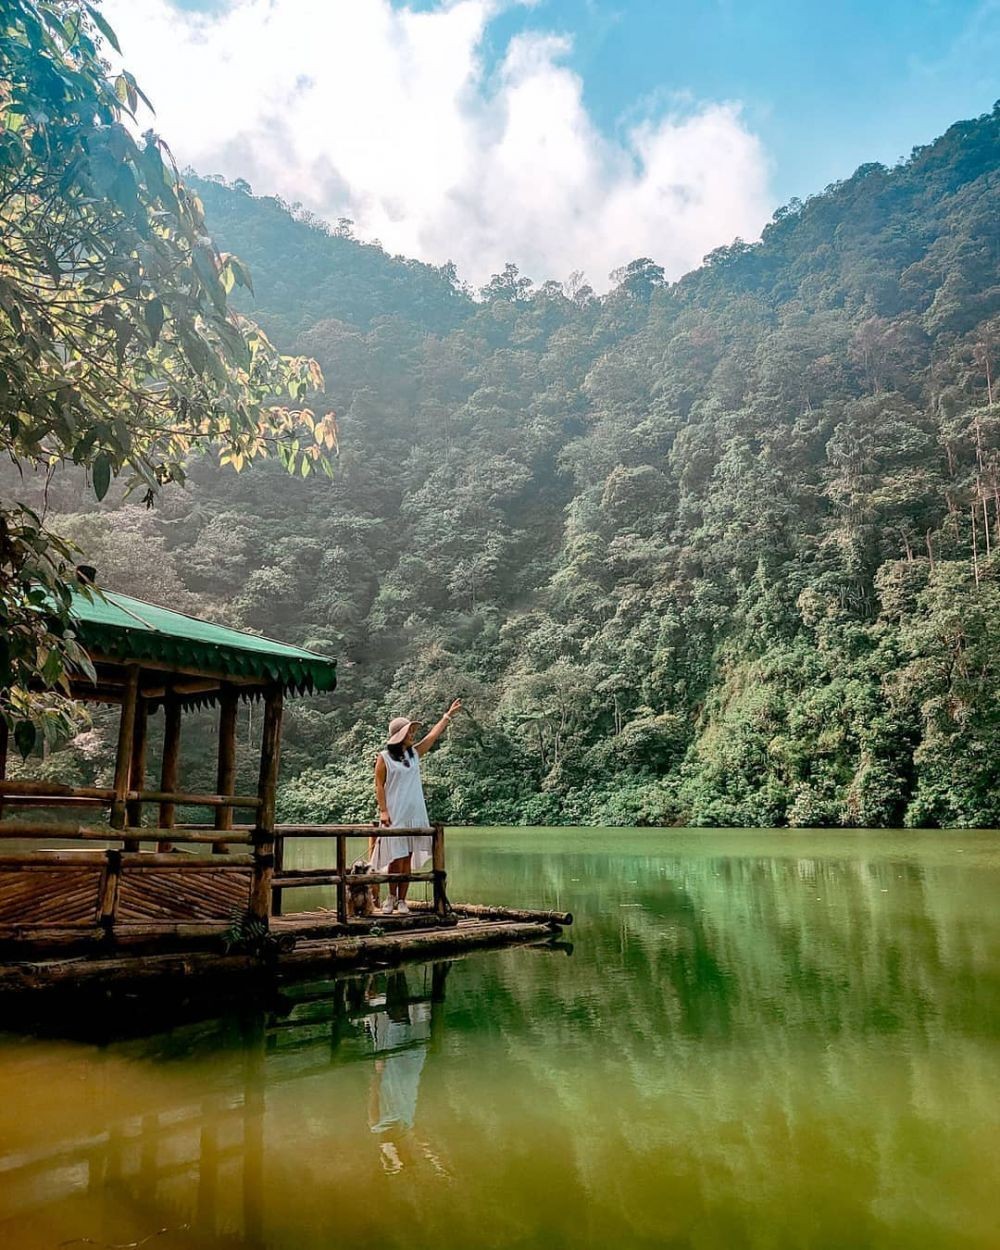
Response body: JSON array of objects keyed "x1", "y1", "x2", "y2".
[
  {"x1": 0, "y1": 781, "x2": 448, "y2": 935},
  {"x1": 269, "y1": 824, "x2": 449, "y2": 924}
]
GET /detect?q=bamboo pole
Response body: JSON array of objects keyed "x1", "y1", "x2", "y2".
[
  {"x1": 273, "y1": 823, "x2": 432, "y2": 836},
  {"x1": 272, "y1": 871, "x2": 435, "y2": 889},
  {"x1": 110, "y1": 665, "x2": 140, "y2": 832},
  {"x1": 158, "y1": 697, "x2": 182, "y2": 852},
  {"x1": 132, "y1": 790, "x2": 261, "y2": 808},
  {"x1": 272, "y1": 831, "x2": 284, "y2": 918},
  {"x1": 124, "y1": 698, "x2": 148, "y2": 850},
  {"x1": 249, "y1": 686, "x2": 282, "y2": 922},
  {"x1": 336, "y1": 834, "x2": 348, "y2": 923},
  {"x1": 408, "y1": 900, "x2": 573, "y2": 926},
  {"x1": 0, "y1": 820, "x2": 252, "y2": 845},
  {"x1": 213, "y1": 686, "x2": 238, "y2": 856},
  {"x1": 0, "y1": 780, "x2": 116, "y2": 799},
  {"x1": 106, "y1": 665, "x2": 140, "y2": 929}
]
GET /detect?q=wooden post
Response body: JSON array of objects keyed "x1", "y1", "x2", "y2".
[
  {"x1": 99, "y1": 848, "x2": 122, "y2": 934},
  {"x1": 110, "y1": 665, "x2": 140, "y2": 832},
  {"x1": 272, "y1": 831, "x2": 284, "y2": 918},
  {"x1": 432, "y1": 822, "x2": 448, "y2": 918},
  {"x1": 213, "y1": 685, "x2": 238, "y2": 856},
  {"x1": 249, "y1": 686, "x2": 282, "y2": 923},
  {"x1": 157, "y1": 696, "x2": 182, "y2": 852},
  {"x1": 124, "y1": 698, "x2": 148, "y2": 851},
  {"x1": 336, "y1": 833, "x2": 347, "y2": 924}
]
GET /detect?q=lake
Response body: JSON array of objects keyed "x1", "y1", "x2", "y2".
[{"x1": 1, "y1": 828, "x2": 998, "y2": 1250}]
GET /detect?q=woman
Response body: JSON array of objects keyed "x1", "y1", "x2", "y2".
[{"x1": 373, "y1": 700, "x2": 461, "y2": 915}]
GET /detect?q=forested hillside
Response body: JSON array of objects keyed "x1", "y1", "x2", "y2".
[{"x1": 19, "y1": 104, "x2": 1000, "y2": 828}]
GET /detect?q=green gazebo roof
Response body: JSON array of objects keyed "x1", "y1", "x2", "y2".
[{"x1": 70, "y1": 590, "x2": 337, "y2": 696}]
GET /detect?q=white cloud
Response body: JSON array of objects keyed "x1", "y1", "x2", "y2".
[{"x1": 103, "y1": 0, "x2": 773, "y2": 290}]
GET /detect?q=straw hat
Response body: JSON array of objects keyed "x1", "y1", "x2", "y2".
[{"x1": 387, "y1": 716, "x2": 421, "y2": 745}]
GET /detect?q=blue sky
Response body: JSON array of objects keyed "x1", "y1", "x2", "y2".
[
  {"x1": 481, "y1": 0, "x2": 999, "y2": 204},
  {"x1": 112, "y1": 0, "x2": 999, "y2": 287}
]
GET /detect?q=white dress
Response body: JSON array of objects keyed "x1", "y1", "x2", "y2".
[{"x1": 373, "y1": 748, "x2": 432, "y2": 871}]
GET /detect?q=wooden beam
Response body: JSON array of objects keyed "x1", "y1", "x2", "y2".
[
  {"x1": 249, "y1": 686, "x2": 282, "y2": 922},
  {"x1": 110, "y1": 665, "x2": 140, "y2": 832},
  {"x1": 130, "y1": 790, "x2": 261, "y2": 808},
  {"x1": 119, "y1": 852, "x2": 254, "y2": 869},
  {"x1": 157, "y1": 696, "x2": 182, "y2": 852},
  {"x1": 0, "y1": 780, "x2": 116, "y2": 799},
  {"x1": 273, "y1": 823, "x2": 432, "y2": 837},
  {"x1": 213, "y1": 685, "x2": 238, "y2": 856},
  {"x1": 0, "y1": 820, "x2": 252, "y2": 845},
  {"x1": 272, "y1": 871, "x2": 435, "y2": 889},
  {"x1": 0, "y1": 851, "x2": 109, "y2": 867}
]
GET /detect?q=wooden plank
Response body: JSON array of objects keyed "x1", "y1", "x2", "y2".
[
  {"x1": 117, "y1": 868, "x2": 251, "y2": 923},
  {"x1": 0, "y1": 865, "x2": 103, "y2": 926},
  {"x1": 250, "y1": 687, "x2": 282, "y2": 922}
]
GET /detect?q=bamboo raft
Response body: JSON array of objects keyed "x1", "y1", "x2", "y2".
[{"x1": 0, "y1": 592, "x2": 572, "y2": 998}]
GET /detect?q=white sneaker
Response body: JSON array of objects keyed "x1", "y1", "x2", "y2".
[
  {"x1": 381, "y1": 896, "x2": 396, "y2": 915},
  {"x1": 395, "y1": 899, "x2": 410, "y2": 915}
]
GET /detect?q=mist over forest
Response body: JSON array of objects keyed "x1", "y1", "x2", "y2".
[{"x1": 15, "y1": 102, "x2": 999, "y2": 828}]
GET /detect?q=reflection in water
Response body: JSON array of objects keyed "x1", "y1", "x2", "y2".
[{"x1": 0, "y1": 830, "x2": 998, "y2": 1250}]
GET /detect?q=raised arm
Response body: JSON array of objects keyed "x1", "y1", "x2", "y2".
[{"x1": 415, "y1": 699, "x2": 462, "y2": 756}]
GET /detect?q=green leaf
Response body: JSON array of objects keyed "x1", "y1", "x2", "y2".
[
  {"x1": 85, "y1": 3, "x2": 122, "y2": 54},
  {"x1": 93, "y1": 452, "x2": 111, "y2": 500}
]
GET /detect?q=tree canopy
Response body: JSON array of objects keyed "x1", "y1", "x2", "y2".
[{"x1": 0, "y1": 0, "x2": 333, "y2": 749}]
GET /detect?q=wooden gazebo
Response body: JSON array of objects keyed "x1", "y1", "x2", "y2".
[{"x1": 0, "y1": 593, "x2": 568, "y2": 983}]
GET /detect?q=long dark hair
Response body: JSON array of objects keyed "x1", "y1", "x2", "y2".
[{"x1": 387, "y1": 742, "x2": 415, "y2": 766}]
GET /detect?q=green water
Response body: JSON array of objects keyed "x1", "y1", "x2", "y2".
[{"x1": 1, "y1": 828, "x2": 999, "y2": 1250}]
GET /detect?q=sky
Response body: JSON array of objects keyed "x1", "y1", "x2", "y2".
[{"x1": 103, "y1": 0, "x2": 1000, "y2": 291}]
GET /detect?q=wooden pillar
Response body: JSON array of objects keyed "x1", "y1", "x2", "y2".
[
  {"x1": 106, "y1": 665, "x2": 140, "y2": 931},
  {"x1": 432, "y1": 822, "x2": 448, "y2": 918},
  {"x1": 336, "y1": 833, "x2": 347, "y2": 925},
  {"x1": 157, "y1": 696, "x2": 182, "y2": 852},
  {"x1": 213, "y1": 685, "x2": 238, "y2": 855},
  {"x1": 110, "y1": 665, "x2": 140, "y2": 832},
  {"x1": 249, "y1": 686, "x2": 282, "y2": 923},
  {"x1": 124, "y1": 698, "x2": 148, "y2": 851}
]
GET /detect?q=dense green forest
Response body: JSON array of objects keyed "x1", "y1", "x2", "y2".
[{"x1": 14, "y1": 103, "x2": 1000, "y2": 828}]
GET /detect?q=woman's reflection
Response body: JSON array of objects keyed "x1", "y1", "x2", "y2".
[{"x1": 351, "y1": 964, "x2": 450, "y2": 1175}]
